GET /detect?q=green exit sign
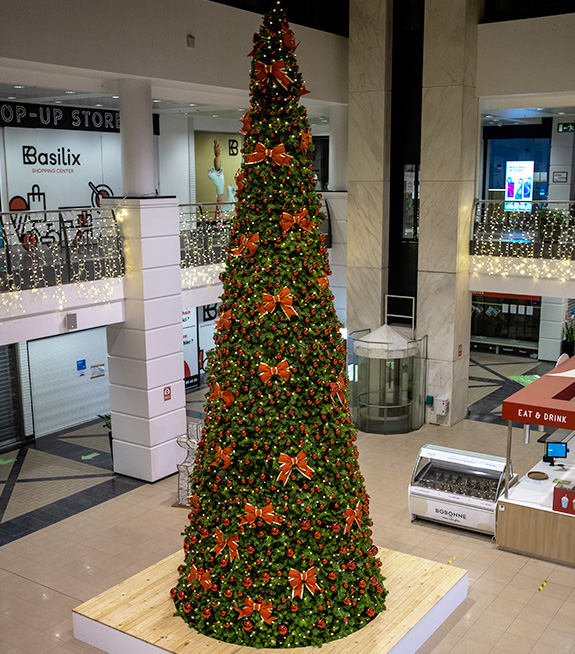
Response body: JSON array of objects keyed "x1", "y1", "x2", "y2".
[{"x1": 557, "y1": 123, "x2": 575, "y2": 133}]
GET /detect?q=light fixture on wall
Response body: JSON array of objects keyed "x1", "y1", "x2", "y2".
[{"x1": 187, "y1": 34, "x2": 195, "y2": 48}]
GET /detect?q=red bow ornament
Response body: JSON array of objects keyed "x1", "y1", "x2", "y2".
[
  {"x1": 235, "y1": 170, "x2": 245, "y2": 192},
  {"x1": 299, "y1": 85, "x2": 310, "y2": 98},
  {"x1": 343, "y1": 500, "x2": 363, "y2": 535},
  {"x1": 245, "y1": 142, "x2": 292, "y2": 166},
  {"x1": 288, "y1": 567, "x2": 321, "y2": 598},
  {"x1": 235, "y1": 597, "x2": 275, "y2": 624},
  {"x1": 281, "y1": 23, "x2": 298, "y2": 51},
  {"x1": 280, "y1": 208, "x2": 312, "y2": 233},
  {"x1": 212, "y1": 528, "x2": 239, "y2": 560},
  {"x1": 216, "y1": 309, "x2": 232, "y2": 331},
  {"x1": 329, "y1": 375, "x2": 346, "y2": 405},
  {"x1": 239, "y1": 502, "x2": 281, "y2": 526},
  {"x1": 258, "y1": 360, "x2": 291, "y2": 383},
  {"x1": 277, "y1": 451, "x2": 314, "y2": 485},
  {"x1": 187, "y1": 564, "x2": 212, "y2": 591},
  {"x1": 211, "y1": 444, "x2": 233, "y2": 470},
  {"x1": 247, "y1": 32, "x2": 261, "y2": 57},
  {"x1": 300, "y1": 129, "x2": 312, "y2": 152},
  {"x1": 210, "y1": 382, "x2": 234, "y2": 407},
  {"x1": 231, "y1": 233, "x2": 259, "y2": 257},
  {"x1": 241, "y1": 109, "x2": 252, "y2": 135},
  {"x1": 254, "y1": 60, "x2": 293, "y2": 90},
  {"x1": 259, "y1": 287, "x2": 298, "y2": 320}
]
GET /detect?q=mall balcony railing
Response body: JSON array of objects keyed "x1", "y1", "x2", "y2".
[
  {"x1": 470, "y1": 200, "x2": 575, "y2": 261},
  {"x1": 179, "y1": 203, "x2": 234, "y2": 269},
  {"x1": 0, "y1": 207, "x2": 124, "y2": 293},
  {"x1": 179, "y1": 200, "x2": 333, "y2": 269}
]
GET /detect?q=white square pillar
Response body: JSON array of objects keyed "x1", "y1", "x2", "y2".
[{"x1": 106, "y1": 197, "x2": 186, "y2": 481}]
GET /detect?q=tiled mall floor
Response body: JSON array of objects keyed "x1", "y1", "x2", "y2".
[{"x1": 2, "y1": 358, "x2": 575, "y2": 654}]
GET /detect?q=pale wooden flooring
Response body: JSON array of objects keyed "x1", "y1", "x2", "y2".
[{"x1": 1, "y1": 416, "x2": 575, "y2": 653}]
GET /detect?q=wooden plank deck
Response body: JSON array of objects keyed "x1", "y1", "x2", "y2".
[{"x1": 73, "y1": 548, "x2": 467, "y2": 654}]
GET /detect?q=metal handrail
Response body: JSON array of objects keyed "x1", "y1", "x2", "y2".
[
  {"x1": 470, "y1": 198, "x2": 575, "y2": 260},
  {"x1": 0, "y1": 206, "x2": 124, "y2": 293}
]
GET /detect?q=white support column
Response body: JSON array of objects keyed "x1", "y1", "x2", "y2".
[
  {"x1": 328, "y1": 105, "x2": 349, "y2": 191},
  {"x1": 106, "y1": 197, "x2": 186, "y2": 482},
  {"x1": 119, "y1": 78, "x2": 156, "y2": 197}
]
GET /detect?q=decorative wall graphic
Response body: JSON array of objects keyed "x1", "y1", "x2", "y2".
[
  {"x1": 2, "y1": 127, "x2": 122, "y2": 210},
  {"x1": 5, "y1": 184, "x2": 94, "y2": 251},
  {"x1": 89, "y1": 181, "x2": 115, "y2": 208},
  {"x1": 172, "y1": 5, "x2": 387, "y2": 648}
]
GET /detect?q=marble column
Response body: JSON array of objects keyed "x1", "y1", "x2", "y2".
[
  {"x1": 347, "y1": 0, "x2": 393, "y2": 333},
  {"x1": 328, "y1": 105, "x2": 348, "y2": 192},
  {"x1": 417, "y1": 0, "x2": 482, "y2": 426}
]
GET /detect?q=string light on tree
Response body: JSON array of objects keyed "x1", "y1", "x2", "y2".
[{"x1": 171, "y1": 4, "x2": 387, "y2": 648}]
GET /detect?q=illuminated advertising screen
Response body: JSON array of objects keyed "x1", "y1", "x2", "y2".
[{"x1": 504, "y1": 160, "x2": 534, "y2": 212}]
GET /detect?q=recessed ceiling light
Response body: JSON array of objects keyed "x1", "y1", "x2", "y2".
[
  {"x1": 558, "y1": 112, "x2": 566, "y2": 115},
  {"x1": 13, "y1": 85, "x2": 25, "y2": 89},
  {"x1": 152, "y1": 99, "x2": 162, "y2": 103},
  {"x1": 7, "y1": 96, "x2": 16, "y2": 100},
  {"x1": 54, "y1": 100, "x2": 62, "y2": 104},
  {"x1": 212, "y1": 114, "x2": 219, "y2": 117},
  {"x1": 112, "y1": 95, "x2": 119, "y2": 99},
  {"x1": 189, "y1": 103, "x2": 196, "y2": 106},
  {"x1": 485, "y1": 115, "x2": 493, "y2": 119},
  {"x1": 536, "y1": 107, "x2": 543, "y2": 111},
  {"x1": 65, "y1": 90, "x2": 76, "y2": 94}
]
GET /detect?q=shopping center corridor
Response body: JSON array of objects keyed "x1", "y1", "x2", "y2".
[{"x1": 1, "y1": 355, "x2": 575, "y2": 654}]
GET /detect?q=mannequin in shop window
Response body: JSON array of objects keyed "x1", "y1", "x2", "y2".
[{"x1": 208, "y1": 139, "x2": 225, "y2": 218}]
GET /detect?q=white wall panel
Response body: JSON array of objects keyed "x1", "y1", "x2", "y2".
[{"x1": 28, "y1": 327, "x2": 110, "y2": 437}]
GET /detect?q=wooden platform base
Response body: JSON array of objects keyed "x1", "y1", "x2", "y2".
[{"x1": 73, "y1": 548, "x2": 467, "y2": 654}]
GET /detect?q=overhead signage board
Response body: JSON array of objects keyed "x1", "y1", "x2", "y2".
[
  {"x1": 0, "y1": 101, "x2": 120, "y2": 133},
  {"x1": 504, "y1": 160, "x2": 534, "y2": 212},
  {"x1": 0, "y1": 101, "x2": 160, "y2": 134}
]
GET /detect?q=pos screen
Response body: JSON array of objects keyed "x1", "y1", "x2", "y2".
[{"x1": 546, "y1": 442, "x2": 568, "y2": 458}]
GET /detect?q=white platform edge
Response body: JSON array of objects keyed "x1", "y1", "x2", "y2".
[
  {"x1": 72, "y1": 572, "x2": 468, "y2": 654},
  {"x1": 389, "y1": 572, "x2": 468, "y2": 654}
]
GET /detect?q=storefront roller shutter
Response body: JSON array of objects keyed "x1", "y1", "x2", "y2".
[{"x1": 0, "y1": 345, "x2": 23, "y2": 446}]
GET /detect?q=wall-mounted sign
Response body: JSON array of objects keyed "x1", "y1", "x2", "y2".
[
  {"x1": 504, "y1": 160, "x2": 534, "y2": 212},
  {"x1": 76, "y1": 359, "x2": 87, "y2": 377},
  {"x1": 0, "y1": 101, "x2": 160, "y2": 135},
  {"x1": 164, "y1": 386, "x2": 172, "y2": 401},
  {"x1": 553, "y1": 171, "x2": 568, "y2": 183},
  {"x1": 0, "y1": 101, "x2": 120, "y2": 133},
  {"x1": 557, "y1": 123, "x2": 575, "y2": 133}
]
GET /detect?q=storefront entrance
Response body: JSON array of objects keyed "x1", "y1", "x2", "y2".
[{"x1": 0, "y1": 344, "x2": 24, "y2": 450}]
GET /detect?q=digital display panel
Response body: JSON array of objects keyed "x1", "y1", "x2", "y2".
[
  {"x1": 546, "y1": 442, "x2": 568, "y2": 458},
  {"x1": 504, "y1": 160, "x2": 534, "y2": 212}
]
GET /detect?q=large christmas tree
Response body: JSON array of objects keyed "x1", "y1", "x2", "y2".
[{"x1": 172, "y1": 4, "x2": 387, "y2": 647}]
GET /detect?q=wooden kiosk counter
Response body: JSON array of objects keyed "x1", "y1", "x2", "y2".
[{"x1": 498, "y1": 356, "x2": 575, "y2": 565}]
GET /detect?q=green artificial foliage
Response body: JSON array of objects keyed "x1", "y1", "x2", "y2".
[{"x1": 172, "y1": 4, "x2": 388, "y2": 647}]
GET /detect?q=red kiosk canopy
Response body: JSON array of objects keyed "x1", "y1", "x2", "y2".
[{"x1": 502, "y1": 356, "x2": 575, "y2": 429}]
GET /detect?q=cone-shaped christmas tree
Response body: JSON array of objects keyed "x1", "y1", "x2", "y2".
[{"x1": 172, "y1": 4, "x2": 387, "y2": 647}]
